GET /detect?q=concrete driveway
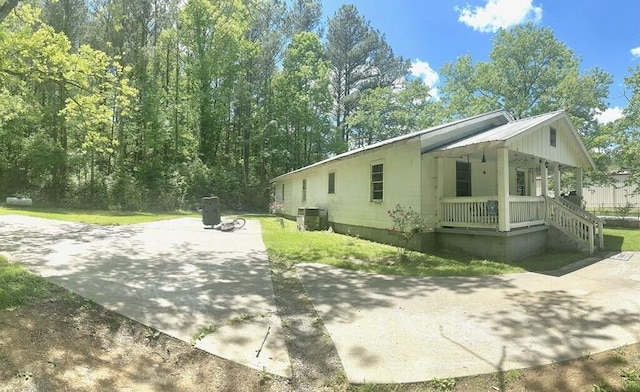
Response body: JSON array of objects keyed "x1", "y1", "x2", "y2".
[
  {"x1": 297, "y1": 253, "x2": 640, "y2": 383},
  {"x1": 0, "y1": 215, "x2": 290, "y2": 378},
  {"x1": 3, "y1": 214, "x2": 640, "y2": 385}
]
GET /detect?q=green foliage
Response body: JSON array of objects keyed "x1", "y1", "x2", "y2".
[
  {"x1": 387, "y1": 203, "x2": 430, "y2": 258},
  {"x1": 439, "y1": 22, "x2": 611, "y2": 125},
  {"x1": 0, "y1": 255, "x2": 52, "y2": 310}
]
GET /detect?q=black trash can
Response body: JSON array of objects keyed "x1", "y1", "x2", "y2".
[{"x1": 201, "y1": 196, "x2": 221, "y2": 227}]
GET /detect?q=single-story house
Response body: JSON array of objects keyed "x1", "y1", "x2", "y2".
[{"x1": 270, "y1": 110, "x2": 603, "y2": 261}]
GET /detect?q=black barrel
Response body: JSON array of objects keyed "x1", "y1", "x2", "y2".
[{"x1": 201, "y1": 196, "x2": 221, "y2": 227}]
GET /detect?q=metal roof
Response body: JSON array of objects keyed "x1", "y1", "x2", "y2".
[
  {"x1": 436, "y1": 110, "x2": 564, "y2": 150},
  {"x1": 270, "y1": 109, "x2": 510, "y2": 181},
  {"x1": 270, "y1": 109, "x2": 595, "y2": 181}
]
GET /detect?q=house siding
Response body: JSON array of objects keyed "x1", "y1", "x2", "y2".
[
  {"x1": 274, "y1": 139, "x2": 423, "y2": 230},
  {"x1": 510, "y1": 121, "x2": 583, "y2": 167}
]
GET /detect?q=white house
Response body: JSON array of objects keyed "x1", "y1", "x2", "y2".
[{"x1": 271, "y1": 110, "x2": 603, "y2": 260}]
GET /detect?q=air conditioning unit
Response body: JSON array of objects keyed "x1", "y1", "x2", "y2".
[{"x1": 296, "y1": 207, "x2": 327, "y2": 231}]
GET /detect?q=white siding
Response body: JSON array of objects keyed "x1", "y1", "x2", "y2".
[
  {"x1": 509, "y1": 121, "x2": 587, "y2": 167},
  {"x1": 274, "y1": 139, "x2": 423, "y2": 230}
]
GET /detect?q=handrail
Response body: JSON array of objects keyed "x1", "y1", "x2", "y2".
[
  {"x1": 557, "y1": 196, "x2": 602, "y2": 225},
  {"x1": 545, "y1": 196, "x2": 601, "y2": 253},
  {"x1": 555, "y1": 196, "x2": 604, "y2": 249}
]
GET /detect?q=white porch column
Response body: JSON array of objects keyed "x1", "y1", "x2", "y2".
[
  {"x1": 436, "y1": 156, "x2": 444, "y2": 226},
  {"x1": 575, "y1": 167, "x2": 583, "y2": 198},
  {"x1": 540, "y1": 160, "x2": 548, "y2": 196},
  {"x1": 497, "y1": 147, "x2": 510, "y2": 232},
  {"x1": 554, "y1": 163, "x2": 561, "y2": 199}
]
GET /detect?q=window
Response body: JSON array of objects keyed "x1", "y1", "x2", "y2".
[
  {"x1": 281, "y1": 183, "x2": 285, "y2": 201},
  {"x1": 328, "y1": 172, "x2": 336, "y2": 194},
  {"x1": 456, "y1": 161, "x2": 471, "y2": 197},
  {"x1": 302, "y1": 179, "x2": 307, "y2": 202},
  {"x1": 371, "y1": 163, "x2": 384, "y2": 201},
  {"x1": 550, "y1": 127, "x2": 557, "y2": 147}
]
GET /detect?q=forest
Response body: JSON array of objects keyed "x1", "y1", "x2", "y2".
[{"x1": 0, "y1": 0, "x2": 638, "y2": 211}]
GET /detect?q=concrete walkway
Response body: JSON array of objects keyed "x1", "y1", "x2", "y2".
[
  {"x1": 297, "y1": 253, "x2": 640, "y2": 383},
  {"x1": 0, "y1": 215, "x2": 291, "y2": 378}
]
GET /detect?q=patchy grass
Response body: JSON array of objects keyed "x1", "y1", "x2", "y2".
[
  {"x1": 0, "y1": 206, "x2": 197, "y2": 225},
  {"x1": 0, "y1": 255, "x2": 53, "y2": 310},
  {"x1": 603, "y1": 227, "x2": 640, "y2": 251},
  {"x1": 259, "y1": 217, "x2": 587, "y2": 277}
]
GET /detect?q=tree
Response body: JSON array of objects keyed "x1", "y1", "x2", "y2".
[
  {"x1": 0, "y1": 0, "x2": 19, "y2": 23},
  {"x1": 0, "y1": 4, "x2": 135, "y2": 204},
  {"x1": 272, "y1": 32, "x2": 331, "y2": 170},
  {"x1": 440, "y1": 23, "x2": 612, "y2": 125},
  {"x1": 611, "y1": 66, "x2": 640, "y2": 186},
  {"x1": 347, "y1": 79, "x2": 437, "y2": 147},
  {"x1": 326, "y1": 4, "x2": 408, "y2": 148}
]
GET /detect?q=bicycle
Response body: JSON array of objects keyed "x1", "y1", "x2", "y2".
[{"x1": 213, "y1": 217, "x2": 246, "y2": 232}]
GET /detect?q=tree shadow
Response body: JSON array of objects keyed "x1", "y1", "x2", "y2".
[{"x1": 0, "y1": 216, "x2": 290, "y2": 378}]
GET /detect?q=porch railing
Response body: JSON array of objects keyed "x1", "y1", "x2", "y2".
[
  {"x1": 545, "y1": 196, "x2": 603, "y2": 253},
  {"x1": 510, "y1": 196, "x2": 546, "y2": 227},
  {"x1": 439, "y1": 195, "x2": 602, "y2": 253},
  {"x1": 555, "y1": 196, "x2": 604, "y2": 249},
  {"x1": 440, "y1": 196, "x2": 545, "y2": 229}
]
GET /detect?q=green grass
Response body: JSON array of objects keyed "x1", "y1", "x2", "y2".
[
  {"x1": 0, "y1": 255, "x2": 53, "y2": 310},
  {"x1": 260, "y1": 217, "x2": 588, "y2": 277},
  {"x1": 0, "y1": 206, "x2": 197, "y2": 225},
  {"x1": 604, "y1": 227, "x2": 640, "y2": 251}
]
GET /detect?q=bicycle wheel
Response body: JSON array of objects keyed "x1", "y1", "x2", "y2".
[{"x1": 232, "y1": 217, "x2": 246, "y2": 229}]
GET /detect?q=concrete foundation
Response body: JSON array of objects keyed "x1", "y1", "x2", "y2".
[{"x1": 436, "y1": 226, "x2": 548, "y2": 261}]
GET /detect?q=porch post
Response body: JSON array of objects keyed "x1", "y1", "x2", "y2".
[
  {"x1": 575, "y1": 167, "x2": 583, "y2": 198},
  {"x1": 436, "y1": 157, "x2": 444, "y2": 227},
  {"x1": 554, "y1": 163, "x2": 561, "y2": 199},
  {"x1": 540, "y1": 160, "x2": 548, "y2": 196},
  {"x1": 497, "y1": 147, "x2": 510, "y2": 232}
]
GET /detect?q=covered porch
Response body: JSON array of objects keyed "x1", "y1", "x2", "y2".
[{"x1": 424, "y1": 111, "x2": 603, "y2": 254}]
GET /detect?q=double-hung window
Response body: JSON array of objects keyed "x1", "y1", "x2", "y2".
[
  {"x1": 328, "y1": 172, "x2": 336, "y2": 194},
  {"x1": 371, "y1": 163, "x2": 384, "y2": 202},
  {"x1": 302, "y1": 179, "x2": 307, "y2": 202}
]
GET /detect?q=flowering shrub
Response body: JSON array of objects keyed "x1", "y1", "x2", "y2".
[
  {"x1": 269, "y1": 201, "x2": 284, "y2": 215},
  {"x1": 388, "y1": 203, "x2": 429, "y2": 258}
]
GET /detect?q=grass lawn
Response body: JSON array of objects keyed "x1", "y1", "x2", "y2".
[
  {"x1": 0, "y1": 206, "x2": 197, "y2": 225},
  {"x1": 603, "y1": 227, "x2": 640, "y2": 252},
  {"x1": 0, "y1": 255, "x2": 53, "y2": 310},
  {"x1": 259, "y1": 216, "x2": 591, "y2": 277}
]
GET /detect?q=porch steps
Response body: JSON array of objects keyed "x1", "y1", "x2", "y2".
[{"x1": 545, "y1": 196, "x2": 604, "y2": 254}]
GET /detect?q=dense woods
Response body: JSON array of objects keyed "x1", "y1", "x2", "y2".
[{"x1": 0, "y1": 0, "x2": 637, "y2": 211}]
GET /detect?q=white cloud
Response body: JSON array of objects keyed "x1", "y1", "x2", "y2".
[
  {"x1": 410, "y1": 59, "x2": 440, "y2": 98},
  {"x1": 632, "y1": 47, "x2": 640, "y2": 58},
  {"x1": 594, "y1": 107, "x2": 624, "y2": 124},
  {"x1": 456, "y1": 0, "x2": 543, "y2": 33}
]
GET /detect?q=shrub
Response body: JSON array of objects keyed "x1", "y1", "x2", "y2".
[{"x1": 387, "y1": 203, "x2": 429, "y2": 259}]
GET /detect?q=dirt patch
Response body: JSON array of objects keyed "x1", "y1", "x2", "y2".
[
  {"x1": 2, "y1": 284, "x2": 640, "y2": 392},
  {"x1": 0, "y1": 286, "x2": 293, "y2": 392}
]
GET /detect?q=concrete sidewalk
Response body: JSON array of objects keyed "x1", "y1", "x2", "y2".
[
  {"x1": 297, "y1": 253, "x2": 640, "y2": 384},
  {"x1": 0, "y1": 215, "x2": 291, "y2": 378}
]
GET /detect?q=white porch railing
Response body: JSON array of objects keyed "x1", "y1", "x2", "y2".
[
  {"x1": 545, "y1": 196, "x2": 603, "y2": 253},
  {"x1": 440, "y1": 196, "x2": 545, "y2": 229},
  {"x1": 510, "y1": 196, "x2": 546, "y2": 227},
  {"x1": 440, "y1": 196, "x2": 499, "y2": 228},
  {"x1": 439, "y1": 196, "x2": 602, "y2": 253}
]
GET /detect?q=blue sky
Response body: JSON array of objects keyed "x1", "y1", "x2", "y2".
[{"x1": 321, "y1": 0, "x2": 640, "y2": 123}]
